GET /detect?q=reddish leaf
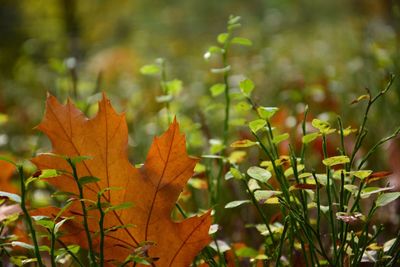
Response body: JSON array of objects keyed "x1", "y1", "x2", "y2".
[
  {"x1": 31, "y1": 94, "x2": 211, "y2": 266},
  {"x1": 365, "y1": 171, "x2": 393, "y2": 184}
]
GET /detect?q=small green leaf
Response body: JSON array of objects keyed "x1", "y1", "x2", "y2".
[
  {"x1": 234, "y1": 101, "x2": 252, "y2": 112},
  {"x1": 39, "y1": 169, "x2": 59, "y2": 178},
  {"x1": 166, "y1": 79, "x2": 183, "y2": 94},
  {"x1": 204, "y1": 46, "x2": 224, "y2": 59},
  {"x1": 348, "y1": 170, "x2": 373, "y2": 180},
  {"x1": 0, "y1": 191, "x2": 21, "y2": 203},
  {"x1": 257, "y1": 107, "x2": 279, "y2": 120},
  {"x1": 79, "y1": 176, "x2": 100, "y2": 186},
  {"x1": 33, "y1": 216, "x2": 55, "y2": 230},
  {"x1": 248, "y1": 179, "x2": 260, "y2": 192},
  {"x1": 239, "y1": 78, "x2": 255, "y2": 97},
  {"x1": 224, "y1": 200, "x2": 251, "y2": 209},
  {"x1": 302, "y1": 132, "x2": 320, "y2": 144},
  {"x1": 232, "y1": 37, "x2": 253, "y2": 46},
  {"x1": 105, "y1": 202, "x2": 134, "y2": 213},
  {"x1": 228, "y1": 15, "x2": 241, "y2": 25},
  {"x1": 341, "y1": 126, "x2": 357, "y2": 136},
  {"x1": 322, "y1": 156, "x2": 350, "y2": 167},
  {"x1": 284, "y1": 165, "x2": 305, "y2": 177},
  {"x1": 140, "y1": 64, "x2": 160, "y2": 75},
  {"x1": 155, "y1": 94, "x2": 173, "y2": 103},
  {"x1": 0, "y1": 156, "x2": 16, "y2": 166},
  {"x1": 312, "y1": 119, "x2": 335, "y2": 134},
  {"x1": 254, "y1": 190, "x2": 282, "y2": 203},
  {"x1": 272, "y1": 133, "x2": 289, "y2": 144},
  {"x1": 70, "y1": 155, "x2": 92, "y2": 164},
  {"x1": 247, "y1": 166, "x2": 272, "y2": 183},
  {"x1": 344, "y1": 184, "x2": 359, "y2": 194},
  {"x1": 210, "y1": 65, "x2": 231, "y2": 74},
  {"x1": 209, "y1": 139, "x2": 225, "y2": 154},
  {"x1": 361, "y1": 187, "x2": 394, "y2": 199},
  {"x1": 229, "y1": 118, "x2": 246, "y2": 126},
  {"x1": 56, "y1": 200, "x2": 74, "y2": 220},
  {"x1": 231, "y1": 139, "x2": 258, "y2": 148},
  {"x1": 209, "y1": 83, "x2": 226, "y2": 97},
  {"x1": 54, "y1": 217, "x2": 73, "y2": 234},
  {"x1": 376, "y1": 192, "x2": 400, "y2": 207},
  {"x1": 208, "y1": 46, "x2": 224, "y2": 54},
  {"x1": 11, "y1": 241, "x2": 34, "y2": 250},
  {"x1": 24, "y1": 177, "x2": 38, "y2": 187},
  {"x1": 249, "y1": 119, "x2": 266, "y2": 133},
  {"x1": 51, "y1": 191, "x2": 78, "y2": 198},
  {"x1": 217, "y1": 33, "x2": 229, "y2": 44},
  {"x1": 312, "y1": 119, "x2": 330, "y2": 131},
  {"x1": 235, "y1": 246, "x2": 259, "y2": 258},
  {"x1": 229, "y1": 167, "x2": 244, "y2": 180},
  {"x1": 351, "y1": 94, "x2": 370, "y2": 104}
]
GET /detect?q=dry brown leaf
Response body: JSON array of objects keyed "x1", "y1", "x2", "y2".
[{"x1": 31, "y1": 93, "x2": 211, "y2": 266}]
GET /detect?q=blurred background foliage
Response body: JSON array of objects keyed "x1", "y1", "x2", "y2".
[
  {"x1": 1, "y1": 0, "x2": 400, "y2": 259},
  {"x1": 0, "y1": 0, "x2": 399, "y2": 161}
]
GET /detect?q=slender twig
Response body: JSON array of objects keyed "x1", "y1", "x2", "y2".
[{"x1": 17, "y1": 165, "x2": 44, "y2": 267}]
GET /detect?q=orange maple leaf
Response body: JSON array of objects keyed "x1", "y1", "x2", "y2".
[
  {"x1": 31, "y1": 93, "x2": 212, "y2": 266},
  {"x1": 0, "y1": 157, "x2": 17, "y2": 193}
]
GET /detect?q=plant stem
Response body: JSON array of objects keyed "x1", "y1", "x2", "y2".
[
  {"x1": 17, "y1": 165, "x2": 44, "y2": 267},
  {"x1": 67, "y1": 158, "x2": 97, "y2": 267},
  {"x1": 243, "y1": 179, "x2": 276, "y2": 243},
  {"x1": 50, "y1": 227, "x2": 57, "y2": 267},
  {"x1": 97, "y1": 194, "x2": 105, "y2": 267},
  {"x1": 322, "y1": 134, "x2": 338, "y2": 258},
  {"x1": 275, "y1": 218, "x2": 289, "y2": 266},
  {"x1": 57, "y1": 239, "x2": 84, "y2": 267}
]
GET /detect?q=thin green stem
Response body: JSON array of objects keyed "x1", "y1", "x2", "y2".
[
  {"x1": 322, "y1": 134, "x2": 338, "y2": 257},
  {"x1": 275, "y1": 218, "x2": 289, "y2": 266},
  {"x1": 159, "y1": 59, "x2": 171, "y2": 124},
  {"x1": 50, "y1": 227, "x2": 57, "y2": 267},
  {"x1": 67, "y1": 159, "x2": 97, "y2": 267},
  {"x1": 57, "y1": 239, "x2": 84, "y2": 267},
  {"x1": 97, "y1": 194, "x2": 105, "y2": 267},
  {"x1": 243, "y1": 179, "x2": 276, "y2": 243},
  {"x1": 17, "y1": 165, "x2": 44, "y2": 267}
]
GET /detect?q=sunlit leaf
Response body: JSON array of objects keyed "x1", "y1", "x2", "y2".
[
  {"x1": 257, "y1": 107, "x2": 278, "y2": 120},
  {"x1": 230, "y1": 167, "x2": 244, "y2": 180},
  {"x1": 231, "y1": 139, "x2": 258, "y2": 148},
  {"x1": 376, "y1": 192, "x2": 400, "y2": 207},
  {"x1": 348, "y1": 170, "x2": 373, "y2": 180},
  {"x1": 225, "y1": 200, "x2": 251, "y2": 209},
  {"x1": 239, "y1": 78, "x2": 255, "y2": 97},
  {"x1": 302, "y1": 132, "x2": 320, "y2": 144},
  {"x1": 272, "y1": 133, "x2": 289, "y2": 144},
  {"x1": 232, "y1": 37, "x2": 253, "y2": 46},
  {"x1": 322, "y1": 156, "x2": 350, "y2": 166},
  {"x1": 249, "y1": 119, "x2": 266, "y2": 133},
  {"x1": 247, "y1": 166, "x2": 271, "y2": 183},
  {"x1": 0, "y1": 191, "x2": 21, "y2": 203},
  {"x1": 254, "y1": 190, "x2": 282, "y2": 204},
  {"x1": 140, "y1": 64, "x2": 160, "y2": 75},
  {"x1": 209, "y1": 83, "x2": 226, "y2": 97},
  {"x1": 351, "y1": 94, "x2": 370, "y2": 104},
  {"x1": 217, "y1": 33, "x2": 229, "y2": 44}
]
